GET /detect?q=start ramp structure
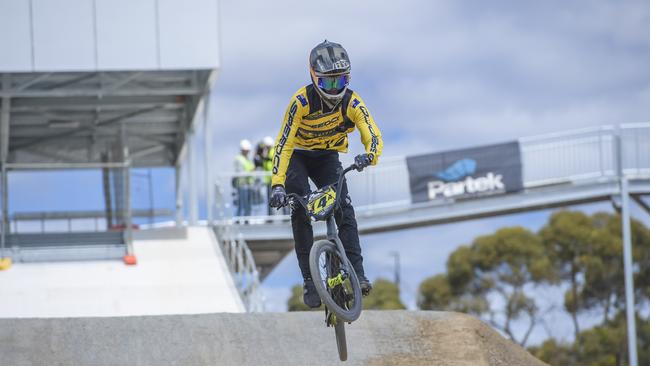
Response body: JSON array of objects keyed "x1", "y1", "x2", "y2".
[
  {"x1": 0, "y1": 226, "x2": 247, "y2": 318},
  {"x1": 0, "y1": 0, "x2": 264, "y2": 315},
  {"x1": 0, "y1": 0, "x2": 222, "y2": 265}
]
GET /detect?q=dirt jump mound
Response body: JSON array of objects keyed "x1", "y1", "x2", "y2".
[{"x1": 0, "y1": 311, "x2": 546, "y2": 365}]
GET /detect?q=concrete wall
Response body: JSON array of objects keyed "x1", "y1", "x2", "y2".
[{"x1": 0, "y1": 0, "x2": 220, "y2": 72}]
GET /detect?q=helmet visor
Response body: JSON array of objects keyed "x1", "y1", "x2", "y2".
[{"x1": 316, "y1": 74, "x2": 350, "y2": 94}]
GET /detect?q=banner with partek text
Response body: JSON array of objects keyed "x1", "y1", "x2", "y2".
[{"x1": 406, "y1": 142, "x2": 523, "y2": 203}]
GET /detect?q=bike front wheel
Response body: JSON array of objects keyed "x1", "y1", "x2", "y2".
[
  {"x1": 335, "y1": 321, "x2": 347, "y2": 361},
  {"x1": 309, "y1": 239, "x2": 362, "y2": 322}
]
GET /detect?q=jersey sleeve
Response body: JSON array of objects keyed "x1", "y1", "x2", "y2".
[
  {"x1": 347, "y1": 92, "x2": 383, "y2": 165},
  {"x1": 271, "y1": 90, "x2": 308, "y2": 187}
]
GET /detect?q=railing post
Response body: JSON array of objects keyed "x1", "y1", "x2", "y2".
[
  {"x1": 0, "y1": 163, "x2": 6, "y2": 260},
  {"x1": 598, "y1": 128, "x2": 604, "y2": 177},
  {"x1": 614, "y1": 125, "x2": 623, "y2": 178},
  {"x1": 620, "y1": 177, "x2": 639, "y2": 366},
  {"x1": 618, "y1": 124, "x2": 639, "y2": 366}
]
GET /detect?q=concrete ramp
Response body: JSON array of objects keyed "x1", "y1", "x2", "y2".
[
  {"x1": 0, "y1": 311, "x2": 546, "y2": 366},
  {"x1": 0, "y1": 227, "x2": 244, "y2": 317}
]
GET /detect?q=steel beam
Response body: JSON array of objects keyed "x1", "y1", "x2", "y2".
[
  {"x1": 12, "y1": 113, "x2": 180, "y2": 125},
  {"x1": 121, "y1": 125, "x2": 134, "y2": 257},
  {"x1": 6, "y1": 162, "x2": 128, "y2": 170},
  {"x1": 130, "y1": 145, "x2": 167, "y2": 160},
  {"x1": 1, "y1": 77, "x2": 11, "y2": 254},
  {"x1": 14, "y1": 73, "x2": 52, "y2": 91},
  {"x1": 1, "y1": 163, "x2": 6, "y2": 259},
  {"x1": 11, "y1": 95, "x2": 184, "y2": 110},
  {"x1": 103, "y1": 72, "x2": 142, "y2": 93},
  {"x1": 1, "y1": 75, "x2": 10, "y2": 163},
  {"x1": 0, "y1": 88, "x2": 203, "y2": 98},
  {"x1": 203, "y1": 93, "x2": 213, "y2": 223},
  {"x1": 12, "y1": 209, "x2": 172, "y2": 221},
  {"x1": 12, "y1": 106, "x2": 162, "y2": 150},
  {"x1": 632, "y1": 195, "x2": 650, "y2": 216},
  {"x1": 175, "y1": 164, "x2": 183, "y2": 226},
  {"x1": 42, "y1": 73, "x2": 98, "y2": 91},
  {"x1": 17, "y1": 147, "x2": 88, "y2": 164},
  {"x1": 187, "y1": 133, "x2": 198, "y2": 225},
  {"x1": 102, "y1": 153, "x2": 113, "y2": 228}
]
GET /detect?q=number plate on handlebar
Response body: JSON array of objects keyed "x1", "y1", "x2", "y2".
[{"x1": 307, "y1": 186, "x2": 337, "y2": 221}]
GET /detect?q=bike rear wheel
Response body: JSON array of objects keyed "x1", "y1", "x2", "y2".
[{"x1": 309, "y1": 239, "x2": 362, "y2": 322}]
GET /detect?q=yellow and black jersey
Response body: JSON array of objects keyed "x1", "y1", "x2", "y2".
[{"x1": 271, "y1": 85, "x2": 383, "y2": 187}]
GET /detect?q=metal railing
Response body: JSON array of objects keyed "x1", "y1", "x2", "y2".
[
  {"x1": 213, "y1": 124, "x2": 650, "y2": 222},
  {"x1": 213, "y1": 156, "x2": 411, "y2": 221},
  {"x1": 9, "y1": 209, "x2": 173, "y2": 234},
  {"x1": 213, "y1": 224, "x2": 263, "y2": 312}
]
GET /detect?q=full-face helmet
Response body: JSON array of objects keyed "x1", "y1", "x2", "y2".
[{"x1": 309, "y1": 40, "x2": 351, "y2": 106}]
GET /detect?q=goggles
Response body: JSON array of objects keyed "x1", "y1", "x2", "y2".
[{"x1": 316, "y1": 73, "x2": 350, "y2": 94}]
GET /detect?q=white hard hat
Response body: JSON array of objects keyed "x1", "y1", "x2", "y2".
[
  {"x1": 263, "y1": 136, "x2": 274, "y2": 147},
  {"x1": 240, "y1": 139, "x2": 252, "y2": 151}
]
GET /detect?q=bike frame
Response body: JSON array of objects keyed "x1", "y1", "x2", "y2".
[{"x1": 287, "y1": 164, "x2": 358, "y2": 274}]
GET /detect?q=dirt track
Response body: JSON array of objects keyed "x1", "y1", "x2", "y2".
[{"x1": 0, "y1": 310, "x2": 547, "y2": 365}]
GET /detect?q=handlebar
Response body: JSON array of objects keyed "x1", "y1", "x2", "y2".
[{"x1": 282, "y1": 163, "x2": 359, "y2": 209}]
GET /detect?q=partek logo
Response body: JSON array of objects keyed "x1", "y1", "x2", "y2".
[
  {"x1": 427, "y1": 159, "x2": 505, "y2": 199},
  {"x1": 428, "y1": 173, "x2": 505, "y2": 199}
]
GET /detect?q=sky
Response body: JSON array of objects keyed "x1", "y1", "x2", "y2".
[
  {"x1": 206, "y1": 0, "x2": 650, "y2": 345},
  {"x1": 4, "y1": 0, "x2": 650, "y2": 347}
]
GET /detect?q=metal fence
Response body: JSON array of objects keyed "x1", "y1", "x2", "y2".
[
  {"x1": 9, "y1": 209, "x2": 173, "y2": 234},
  {"x1": 214, "y1": 156, "x2": 411, "y2": 221},
  {"x1": 519, "y1": 125, "x2": 618, "y2": 187},
  {"x1": 214, "y1": 124, "x2": 650, "y2": 220},
  {"x1": 213, "y1": 225, "x2": 263, "y2": 312}
]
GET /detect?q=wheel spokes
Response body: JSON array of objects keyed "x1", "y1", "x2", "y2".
[{"x1": 315, "y1": 244, "x2": 359, "y2": 317}]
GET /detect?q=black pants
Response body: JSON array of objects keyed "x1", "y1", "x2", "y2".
[{"x1": 285, "y1": 150, "x2": 365, "y2": 280}]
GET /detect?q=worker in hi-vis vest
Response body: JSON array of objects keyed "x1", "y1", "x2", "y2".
[
  {"x1": 254, "y1": 136, "x2": 276, "y2": 215},
  {"x1": 233, "y1": 139, "x2": 255, "y2": 217}
]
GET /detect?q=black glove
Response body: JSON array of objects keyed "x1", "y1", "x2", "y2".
[
  {"x1": 354, "y1": 153, "x2": 373, "y2": 171},
  {"x1": 269, "y1": 185, "x2": 287, "y2": 208}
]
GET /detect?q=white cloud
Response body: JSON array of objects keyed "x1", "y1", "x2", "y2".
[{"x1": 210, "y1": 1, "x2": 649, "y2": 174}]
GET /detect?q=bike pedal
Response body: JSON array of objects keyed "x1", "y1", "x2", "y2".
[{"x1": 327, "y1": 312, "x2": 337, "y2": 326}]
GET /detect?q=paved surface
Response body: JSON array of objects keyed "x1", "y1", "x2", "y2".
[{"x1": 0, "y1": 311, "x2": 547, "y2": 365}]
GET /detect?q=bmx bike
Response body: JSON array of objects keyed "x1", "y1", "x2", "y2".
[{"x1": 283, "y1": 163, "x2": 364, "y2": 361}]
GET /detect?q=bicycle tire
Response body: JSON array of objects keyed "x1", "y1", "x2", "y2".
[
  {"x1": 335, "y1": 321, "x2": 347, "y2": 361},
  {"x1": 309, "y1": 239, "x2": 362, "y2": 322}
]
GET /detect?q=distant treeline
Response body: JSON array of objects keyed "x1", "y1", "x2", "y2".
[{"x1": 417, "y1": 210, "x2": 650, "y2": 365}]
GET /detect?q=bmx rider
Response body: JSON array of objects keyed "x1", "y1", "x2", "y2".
[{"x1": 269, "y1": 40, "x2": 384, "y2": 308}]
